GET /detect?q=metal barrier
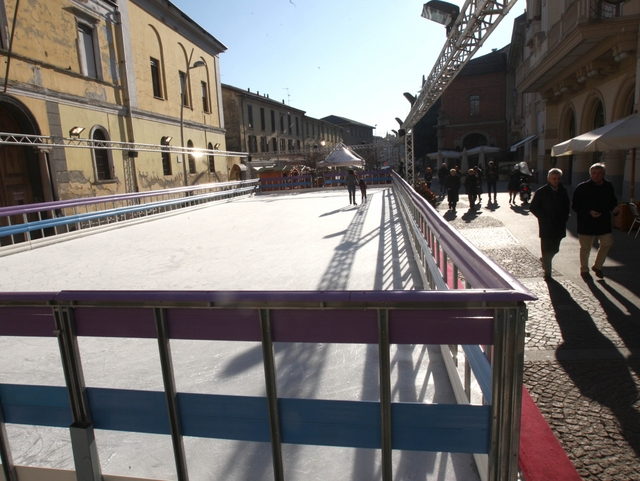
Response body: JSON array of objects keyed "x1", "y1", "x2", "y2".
[
  {"x1": 0, "y1": 180, "x2": 259, "y2": 254},
  {"x1": 259, "y1": 174, "x2": 313, "y2": 191},
  {"x1": 323, "y1": 170, "x2": 392, "y2": 187},
  {"x1": 0, "y1": 173, "x2": 535, "y2": 481}
]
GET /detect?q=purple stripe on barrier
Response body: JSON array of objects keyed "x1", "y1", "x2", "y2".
[
  {"x1": 51, "y1": 289, "x2": 535, "y2": 305},
  {"x1": 0, "y1": 307, "x2": 56, "y2": 337},
  {"x1": 166, "y1": 308, "x2": 261, "y2": 341},
  {"x1": 73, "y1": 307, "x2": 156, "y2": 338},
  {"x1": 271, "y1": 309, "x2": 378, "y2": 344},
  {"x1": 389, "y1": 309, "x2": 494, "y2": 345},
  {"x1": 0, "y1": 292, "x2": 58, "y2": 301}
]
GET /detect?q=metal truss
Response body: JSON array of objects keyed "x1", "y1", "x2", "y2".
[
  {"x1": 0, "y1": 132, "x2": 247, "y2": 158},
  {"x1": 404, "y1": 0, "x2": 519, "y2": 129},
  {"x1": 405, "y1": 132, "x2": 414, "y2": 185},
  {"x1": 249, "y1": 141, "x2": 394, "y2": 159}
]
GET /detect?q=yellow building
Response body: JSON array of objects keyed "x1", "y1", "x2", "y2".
[{"x1": 0, "y1": 0, "x2": 231, "y2": 206}]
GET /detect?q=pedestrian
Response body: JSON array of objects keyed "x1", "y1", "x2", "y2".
[
  {"x1": 358, "y1": 177, "x2": 367, "y2": 203},
  {"x1": 437, "y1": 162, "x2": 448, "y2": 194},
  {"x1": 464, "y1": 168, "x2": 478, "y2": 208},
  {"x1": 424, "y1": 167, "x2": 433, "y2": 189},
  {"x1": 508, "y1": 164, "x2": 521, "y2": 204},
  {"x1": 345, "y1": 169, "x2": 358, "y2": 205},
  {"x1": 486, "y1": 160, "x2": 498, "y2": 203},
  {"x1": 571, "y1": 162, "x2": 620, "y2": 280},
  {"x1": 475, "y1": 165, "x2": 484, "y2": 203},
  {"x1": 444, "y1": 168, "x2": 461, "y2": 211},
  {"x1": 530, "y1": 168, "x2": 570, "y2": 280}
]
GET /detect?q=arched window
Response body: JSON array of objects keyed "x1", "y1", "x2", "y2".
[
  {"x1": 161, "y1": 136, "x2": 172, "y2": 175},
  {"x1": 92, "y1": 127, "x2": 113, "y2": 181},
  {"x1": 593, "y1": 102, "x2": 605, "y2": 129},
  {"x1": 187, "y1": 140, "x2": 196, "y2": 174},
  {"x1": 592, "y1": 101, "x2": 605, "y2": 163}
]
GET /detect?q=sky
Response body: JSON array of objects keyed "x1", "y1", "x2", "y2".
[{"x1": 171, "y1": 0, "x2": 526, "y2": 137}]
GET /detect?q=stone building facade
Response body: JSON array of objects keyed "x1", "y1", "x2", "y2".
[
  {"x1": 515, "y1": 0, "x2": 640, "y2": 195},
  {"x1": 0, "y1": 0, "x2": 229, "y2": 207}
]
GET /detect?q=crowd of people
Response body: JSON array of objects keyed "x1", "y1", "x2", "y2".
[{"x1": 431, "y1": 160, "x2": 620, "y2": 281}]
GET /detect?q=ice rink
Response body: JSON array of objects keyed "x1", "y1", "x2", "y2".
[{"x1": 0, "y1": 187, "x2": 481, "y2": 481}]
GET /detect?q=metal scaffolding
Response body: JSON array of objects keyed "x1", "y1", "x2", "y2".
[
  {"x1": 404, "y1": 0, "x2": 519, "y2": 130},
  {"x1": 0, "y1": 132, "x2": 247, "y2": 158}
]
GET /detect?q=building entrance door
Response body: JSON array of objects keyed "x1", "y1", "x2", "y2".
[{"x1": 0, "y1": 106, "x2": 35, "y2": 208}]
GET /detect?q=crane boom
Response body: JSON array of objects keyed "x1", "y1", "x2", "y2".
[{"x1": 404, "y1": 0, "x2": 519, "y2": 130}]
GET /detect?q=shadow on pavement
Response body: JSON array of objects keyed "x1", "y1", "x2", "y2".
[{"x1": 547, "y1": 279, "x2": 640, "y2": 459}]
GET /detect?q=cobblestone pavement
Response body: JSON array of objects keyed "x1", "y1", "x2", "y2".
[{"x1": 436, "y1": 189, "x2": 640, "y2": 480}]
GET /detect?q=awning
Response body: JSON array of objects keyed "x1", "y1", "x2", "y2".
[
  {"x1": 510, "y1": 135, "x2": 538, "y2": 152},
  {"x1": 466, "y1": 145, "x2": 500, "y2": 155},
  {"x1": 426, "y1": 150, "x2": 461, "y2": 160}
]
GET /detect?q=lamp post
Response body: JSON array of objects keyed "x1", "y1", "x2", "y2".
[{"x1": 180, "y1": 49, "x2": 205, "y2": 187}]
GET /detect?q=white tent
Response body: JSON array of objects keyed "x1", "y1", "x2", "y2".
[
  {"x1": 317, "y1": 142, "x2": 364, "y2": 168},
  {"x1": 427, "y1": 150, "x2": 461, "y2": 160}
]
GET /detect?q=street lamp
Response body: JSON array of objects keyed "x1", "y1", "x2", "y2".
[
  {"x1": 421, "y1": 1, "x2": 459, "y2": 34},
  {"x1": 180, "y1": 49, "x2": 205, "y2": 187}
]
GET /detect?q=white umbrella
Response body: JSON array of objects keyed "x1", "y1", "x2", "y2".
[{"x1": 552, "y1": 113, "x2": 640, "y2": 200}]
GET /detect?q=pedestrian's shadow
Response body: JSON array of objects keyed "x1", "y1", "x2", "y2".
[
  {"x1": 547, "y1": 279, "x2": 640, "y2": 457},
  {"x1": 483, "y1": 201, "x2": 500, "y2": 212},
  {"x1": 510, "y1": 203, "x2": 531, "y2": 215},
  {"x1": 443, "y1": 209, "x2": 457, "y2": 221},
  {"x1": 585, "y1": 278, "x2": 640, "y2": 382},
  {"x1": 461, "y1": 207, "x2": 481, "y2": 223}
]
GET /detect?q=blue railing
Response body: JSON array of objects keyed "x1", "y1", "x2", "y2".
[{"x1": 0, "y1": 180, "x2": 258, "y2": 253}]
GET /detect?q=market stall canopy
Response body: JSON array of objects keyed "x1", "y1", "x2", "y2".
[
  {"x1": 467, "y1": 145, "x2": 500, "y2": 155},
  {"x1": 317, "y1": 142, "x2": 364, "y2": 168},
  {"x1": 551, "y1": 113, "x2": 640, "y2": 156},
  {"x1": 427, "y1": 150, "x2": 461, "y2": 160}
]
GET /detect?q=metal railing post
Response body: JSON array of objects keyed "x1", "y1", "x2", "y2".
[
  {"x1": 260, "y1": 309, "x2": 284, "y2": 481},
  {"x1": 0, "y1": 402, "x2": 18, "y2": 481},
  {"x1": 378, "y1": 309, "x2": 393, "y2": 481},
  {"x1": 154, "y1": 308, "x2": 189, "y2": 481},
  {"x1": 53, "y1": 306, "x2": 102, "y2": 481},
  {"x1": 488, "y1": 306, "x2": 526, "y2": 481}
]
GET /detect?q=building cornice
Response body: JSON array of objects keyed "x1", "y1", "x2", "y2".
[
  {"x1": 130, "y1": 0, "x2": 227, "y2": 55},
  {"x1": 518, "y1": 15, "x2": 640, "y2": 95}
]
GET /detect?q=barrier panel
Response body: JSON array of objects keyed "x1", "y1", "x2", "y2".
[
  {"x1": 323, "y1": 170, "x2": 392, "y2": 187},
  {"x1": 259, "y1": 175, "x2": 313, "y2": 192},
  {"x1": 0, "y1": 289, "x2": 531, "y2": 481},
  {"x1": 0, "y1": 172, "x2": 537, "y2": 481}
]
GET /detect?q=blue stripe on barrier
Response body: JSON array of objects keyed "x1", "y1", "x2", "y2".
[
  {"x1": 0, "y1": 187, "x2": 255, "y2": 238},
  {"x1": 178, "y1": 392, "x2": 271, "y2": 443},
  {"x1": 88, "y1": 387, "x2": 171, "y2": 435},
  {"x1": 463, "y1": 344, "x2": 493, "y2": 404},
  {"x1": 392, "y1": 402, "x2": 491, "y2": 453},
  {"x1": 0, "y1": 384, "x2": 72, "y2": 427},
  {"x1": 0, "y1": 384, "x2": 490, "y2": 453}
]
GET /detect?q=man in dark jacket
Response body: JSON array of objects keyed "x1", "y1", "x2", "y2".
[
  {"x1": 485, "y1": 161, "x2": 499, "y2": 203},
  {"x1": 571, "y1": 163, "x2": 620, "y2": 279},
  {"x1": 530, "y1": 168, "x2": 570, "y2": 279}
]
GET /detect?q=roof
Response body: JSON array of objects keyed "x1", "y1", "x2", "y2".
[
  {"x1": 321, "y1": 115, "x2": 375, "y2": 129},
  {"x1": 135, "y1": 0, "x2": 227, "y2": 54},
  {"x1": 457, "y1": 46, "x2": 508, "y2": 77},
  {"x1": 221, "y1": 84, "x2": 306, "y2": 114}
]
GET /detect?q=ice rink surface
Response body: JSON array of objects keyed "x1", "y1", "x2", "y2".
[{"x1": 0, "y1": 188, "x2": 481, "y2": 481}]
